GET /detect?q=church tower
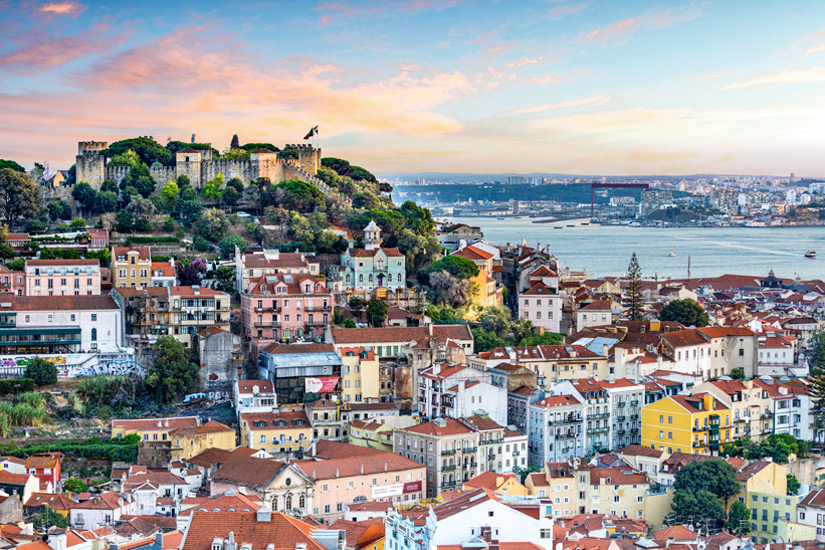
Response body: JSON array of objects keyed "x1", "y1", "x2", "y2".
[{"x1": 363, "y1": 220, "x2": 382, "y2": 251}]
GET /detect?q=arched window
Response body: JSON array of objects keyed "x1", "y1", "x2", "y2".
[
  {"x1": 299, "y1": 494, "x2": 306, "y2": 509},
  {"x1": 91, "y1": 328, "x2": 97, "y2": 341},
  {"x1": 285, "y1": 495, "x2": 292, "y2": 510},
  {"x1": 346, "y1": 274, "x2": 351, "y2": 283},
  {"x1": 397, "y1": 273, "x2": 402, "y2": 282},
  {"x1": 368, "y1": 274, "x2": 373, "y2": 282},
  {"x1": 359, "y1": 274, "x2": 363, "y2": 283}
]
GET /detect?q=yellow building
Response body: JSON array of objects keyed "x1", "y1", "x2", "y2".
[
  {"x1": 524, "y1": 462, "x2": 576, "y2": 518},
  {"x1": 111, "y1": 246, "x2": 152, "y2": 288},
  {"x1": 240, "y1": 410, "x2": 313, "y2": 456},
  {"x1": 581, "y1": 467, "x2": 649, "y2": 519},
  {"x1": 111, "y1": 416, "x2": 235, "y2": 460},
  {"x1": 339, "y1": 347, "x2": 380, "y2": 403},
  {"x1": 693, "y1": 379, "x2": 773, "y2": 442},
  {"x1": 641, "y1": 393, "x2": 732, "y2": 455},
  {"x1": 469, "y1": 345, "x2": 609, "y2": 386},
  {"x1": 464, "y1": 471, "x2": 528, "y2": 496},
  {"x1": 349, "y1": 419, "x2": 394, "y2": 452}
]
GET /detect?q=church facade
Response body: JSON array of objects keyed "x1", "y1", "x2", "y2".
[{"x1": 339, "y1": 221, "x2": 406, "y2": 292}]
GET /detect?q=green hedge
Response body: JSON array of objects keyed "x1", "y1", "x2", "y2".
[
  {"x1": 0, "y1": 378, "x2": 36, "y2": 396},
  {"x1": 125, "y1": 236, "x2": 181, "y2": 245},
  {"x1": 0, "y1": 436, "x2": 139, "y2": 462}
]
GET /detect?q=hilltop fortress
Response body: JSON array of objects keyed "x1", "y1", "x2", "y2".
[{"x1": 75, "y1": 141, "x2": 331, "y2": 194}]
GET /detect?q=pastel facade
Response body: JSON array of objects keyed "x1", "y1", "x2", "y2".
[
  {"x1": 25, "y1": 259, "x2": 101, "y2": 296},
  {"x1": 340, "y1": 222, "x2": 405, "y2": 292},
  {"x1": 641, "y1": 393, "x2": 733, "y2": 455},
  {"x1": 111, "y1": 246, "x2": 151, "y2": 288},
  {"x1": 339, "y1": 346, "x2": 381, "y2": 403},
  {"x1": 519, "y1": 282, "x2": 563, "y2": 334}
]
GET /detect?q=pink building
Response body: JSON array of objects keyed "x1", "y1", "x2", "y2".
[
  {"x1": 25, "y1": 259, "x2": 101, "y2": 296},
  {"x1": 87, "y1": 229, "x2": 109, "y2": 250},
  {"x1": 0, "y1": 265, "x2": 25, "y2": 296},
  {"x1": 241, "y1": 273, "x2": 334, "y2": 358},
  {"x1": 518, "y1": 281, "x2": 562, "y2": 334}
]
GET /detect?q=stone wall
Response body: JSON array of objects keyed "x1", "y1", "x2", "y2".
[{"x1": 787, "y1": 454, "x2": 825, "y2": 487}]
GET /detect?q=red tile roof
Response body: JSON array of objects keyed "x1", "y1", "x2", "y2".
[
  {"x1": 112, "y1": 416, "x2": 200, "y2": 432},
  {"x1": 0, "y1": 295, "x2": 117, "y2": 312},
  {"x1": 236, "y1": 380, "x2": 275, "y2": 394},
  {"x1": 182, "y1": 510, "x2": 326, "y2": 550},
  {"x1": 402, "y1": 418, "x2": 474, "y2": 436},
  {"x1": 294, "y1": 450, "x2": 421, "y2": 480},
  {"x1": 113, "y1": 246, "x2": 151, "y2": 261},
  {"x1": 332, "y1": 325, "x2": 473, "y2": 345}
]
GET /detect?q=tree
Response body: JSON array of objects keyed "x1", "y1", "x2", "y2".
[
  {"x1": 101, "y1": 179, "x2": 118, "y2": 194},
  {"x1": 671, "y1": 489, "x2": 726, "y2": 528},
  {"x1": 274, "y1": 180, "x2": 324, "y2": 212},
  {"x1": 179, "y1": 200, "x2": 203, "y2": 227},
  {"x1": 349, "y1": 297, "x2": 367, "y2": 311},
  {"x1": 212, "y1": 265, "x2": 236, "y2": 293},
  {"x1": 673, "y1": 458, "x2": 740, "y2": 501},
  {"x1": 227, "y1": 177, "x2": 244, "y2": 193},
  {"x1": 178, "y1": 258, "x2": 207, "y2": 286},
  {"x1": 811, "y1": 373, "x2": 825, "y2": 445},
  {"x1": 63, "y1": 477, "x2": 89, "y2": 493},
  {"x1": 809, "y1": 329, "x2": 825, "y2": 375},
  {"x1": 147, "y1": 335, "x2": 199, "y2": 401},
  {"x1": 660, "y1": 298, "x2": 710, "y2": 327},
  {"x1": 787, "y1": 473, "x2": 801, "y2": 495},
  {"x1": 47, "y1": 200, "x2": 72, "y2": 221},
  {"x1": 105, "y1": 137, "x2": 174, "y2": 166},
  {"x1": 472, "y1": 328, "x2": 509, "y2": 352},
  {"x1": 726, "y1": 501, "x2": 751, "y2": 536},
  {"x1": 222, "y1": 186, "x2": 240, "y2": 207},
  {"x1": 230, "y1": 134, "x2": 240, "y2": 149},
  {"x1": 25, "y1": 357, "x2": 58, "y2": 386},
  {"x1": 201, "y1": 173, "x2": 225, "y2": 203},
  {"x1": 193, "y1": 209, "x2": 229, "y2": 242},
  {"x1": 70, "y1": 217, "x2": 86, "y2": 230},
  {"x1": 0, "y1": 159, "x2": 25, "y2": 172},
  {"x1": 366, "y1": 299, "x2": 389, "y2": 327},
  {"x1": 72, "y1": 182, "x2": 97, "y2": 214},
  {"x1": 624, "y1": 252, "x2": 643, "y2": 320},
  {"x1": 422, "y1": 255, "x2": 479, "y2": 284},
  {"x1": 94, "y1": 191, "x2": 118, "y2": 214},
  {"x1": 0, "y1": 168, "x2": 40, "y2": 222},
  {"x1": 219, "y1": 235, "x2": 247, "y2": 259},
  {"x1": 729, "y1": 367, "x2": 745, "y2": 380},
  {"x1": 31, "y1": 505, "x2": 69, "y2": 530},
  {"x1": 428, "y1": 271, "x2": 471, "y2": 307},
  {"x1": 161, "y1": 180, "x2": 179, "y2": 211},
  {"x1": 193, "y1": 236, "x2": 212, "y2": 251},
  {"x1": 519, "y1": 332, "x2": 564, "y2": 346},
  {"x1": 479, "y1": 306, "x2": 513, "y2": 338}
]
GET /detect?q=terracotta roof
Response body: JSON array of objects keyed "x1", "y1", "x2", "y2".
[
  {"x1": 521, "y1": 282, "x2": 556, "y2": 296},
  {"x1": 179, "y1": 492, "x2": 262, "y2": 516},
  {"x1": 181, "y1": 510, "x2": 326, "y2": 550},
  {"x1": 246, "y1": 273, "x2": 328, "y2": 296},
  {"x1": 533, "y1": 395, "x2": 581, "y2": 408},
  {"x1": 73, "y1": 491, "x2": 123, "y2": 510},
  {"x1": 241, "y1": 252, "x2": 312, "y2": 270},
  {"x1": 241, "y1": 411, "x2": 311, "y2": 429},
  {"x1": 123, "y1": 471, "x2": 187, "y2": 491},
  {"x1": 213, "y1": 456, "x2": 286, "y2": 490},
  {"x1": 27, "y1": 259, "x2": 99, "y2": 266},
  {"x1": 669, "y1": 393, "x2": 729, "y2": 413},
  {"x1": 170, "y1": 286, "x2": 227, "y2": 297},
  {"x1": 0, "y1": 471, "x2": 32, "y2": 485},
  {"x1": 433, "y1": 488, "x2": 498, "y2": 520},
  {"x1": 581, "y1": 300, "x2": 612, "y2": 311},
  {"x1": 331, "y1": 325, "x2": 473, "y2": 345},
  {"x1": 452, "y1": 245, "x2": 494, "y2": 261},
  {"x1": 24, "y1": 492, "x2": 75, "y2": 509},
  {"x1": 113, "y1": 247, "x2": 151, "y2": 261},
  {"x1": 26, "y1": 455, "x2": 59, "y2": 468},
  {"x1": 697, "y1": 327, "x2": 756, "y2": 338},
  {"x1": 464, "y1": 471, "x2": 520, "y2": 491},
  {"x1": 614, "y1": 445, "x2": 663, "y2": 458},
  {"x1": 402, "y1": 418, "x2": 474, "y2": 436},
  {"x1": 151, "y1": 261, "x2": 175, "y2": 278},
  {"x1": 462, "y1": 415, "x2": 504, "y2": 432},
  {"x1": 0, "y1": 295, "x2": 117, "y2": 312},
  {"x1": 736, "y1": 459, "x2": 772, "y2": 481},
  {"x1": 799, "y1": 488, "x2": 825, "y2": 508},
  {"x1": 261, "y1": 342, "x2": 335, "y2": 355},
  {"x1": 113, "y1": 416, "x2": 200, "y2": 432},
  {"x1": 236, "y1": 380, "x2": 275, "y2": 394},
  {"x1": 294, "y1": 450, "x2": 421, "y2": 480},
  {"x1": 348, "y1": 247, "x2": 404, "y2": 258},
  {"x1": 652, "y1": 525, "x2": 697, "y2": 541},
  {"x1": 662, "y1": 329, "x2": 710, "y2": 348}
]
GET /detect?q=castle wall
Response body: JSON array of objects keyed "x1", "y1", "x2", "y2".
[
  {"x1": 76, "y1": 154, "x2": 106, "y2": 188},
  {"x1": 177, "y1": 158, "x2": 203, "y2": 188},
  {"x1": 105, "y1": 166, "x2": 132, "y2": 184},
  {"x1": 202, "y1": 160, "x2": 253, "y2": 185},
  {"x1": 150, "y1": 165, "x2": 177, "y2": 187}
]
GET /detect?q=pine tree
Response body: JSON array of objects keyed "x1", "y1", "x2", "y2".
[
  {"x1": 625, "y1": 252, "x2": 643, "y2": 320},
  {"x1": 810, "y1": 374, "x2": 825, "y2": 447},
  {"x1": 230, "y1": 134, "x2": 240, "y2": 149}
]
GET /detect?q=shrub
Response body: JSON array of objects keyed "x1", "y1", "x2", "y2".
[
  {"x1": 0, "y1": 378, "x2": 35, "y2": 396},
  {"x1": 25, "y1": 358, "x2": 57, "y2": 386}
]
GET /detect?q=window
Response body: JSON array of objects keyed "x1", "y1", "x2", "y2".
[
  {"x1": 91, "y1": 328, "x2": 97, "y2": 341},
  {"x1": 91, "y1": 314, "x2": 97, "y2": 321}
]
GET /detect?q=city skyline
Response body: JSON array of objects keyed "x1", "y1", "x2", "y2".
[{"x1": 2, "y1": 1, "x2": 825, "y2": 176}]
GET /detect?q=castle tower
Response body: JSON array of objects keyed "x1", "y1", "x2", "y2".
[
  {"x1": 250, "y1": 148, "x2": 280, "y2": 183},
  {"x1": 295, "y1": 144, "x2": 321, "y2": 175},
  {"x1": 363, "y1": 220, "x2": 382, "y2": 251},
  {"x1": 75, "y1": 141, "x2": 108, "y2": 188},
  {"x1": 176, "y1": 147, "x2": 203, "y2": 188}
]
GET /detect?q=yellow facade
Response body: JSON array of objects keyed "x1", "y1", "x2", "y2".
[
  {"x1": 694, "y1": 380, "x2": 774, "y2": 442},
  {"x1": 112, "y1": 247, "x2": 152, "y2": 288},
  {"x1": 240, "y1": 412, "x2": 313, "y2": 455},
  {"x1": 340, "y1": 347, "x2": 381, "y2": 403},
  {"x1": 349, "y1": 421, "x2": 394, "y2": 452},
  {"x1": 525, "y1": 470, "x2": 576, "y2": 518},
  {"x1": 170, "y1": 425, "x2": 237, "y2": 461},
  {"x1": 464, "y1": 473, "x2": 529, "y2": 496},
  {"x1": 642, "y1": 393, "x2": 732, "y2": 455},
  {"x1": 580, "y1": 474, "x2": 648, "y2": 519}
]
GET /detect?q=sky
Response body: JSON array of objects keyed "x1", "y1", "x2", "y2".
[{"x1": 2, "y1": 1, "x2": 825, "y2": 176}]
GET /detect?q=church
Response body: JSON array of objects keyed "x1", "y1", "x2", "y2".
[{"x1": 339, "y1": 221, "x2": 406, "y2": 292}]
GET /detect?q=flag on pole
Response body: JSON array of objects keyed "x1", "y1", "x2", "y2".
[{"x1": 303, "y1": 125, "x2": 319, "y2": 140}]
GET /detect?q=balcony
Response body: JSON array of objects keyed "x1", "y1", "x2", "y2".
[
  {"x1": 692, "y1": 425, "x2": 709, "y2": 432},
  {"x1": 617, "y1": 402, "x2": 625, "y2": 408},
  {"x1": 631, "y1": 400, "x2": 639, "y2": 406},
  {"x1": 480, "y1": 438, "x2": 503, "y2": 445},
  {"x1": 254, "y1": 306, "x2": 282, "y2": 313},
  {"x1": 617, "y1": 416, "x2": 626, "y2": 422},
  {"x1": 257, "y1": 321, "x2": 282, "y2": 327},
  {"x1": 306, "y1": 305, "x2": 331, "y2": 312},
  {"x1": 442, "y1": 465, "x2": 456, "y2": 471},
  {"x1": 462, "y1": 446, "x2": 477, "y2": 453},
  {"x1": 307, "y1": 318, "x2": 328, "y2": 327},
  {"x1": 441, "y1": 449, "x2": 456, "y2": 456},
  {"x1": 512, "y1": 450, "x2": 520, "y2": 457},
  {"x1": 590, "y1": 412, "x2": 609, "y2": 419},
  {"x1": 631, "y1": 414, "x2": 639, "y2": 420},
  {"x1": 734, "y1": 417, "x2": 746, "y2": 423},
  {"x1": 590, "y1": 426, "x2": 609, "y2": 432}
]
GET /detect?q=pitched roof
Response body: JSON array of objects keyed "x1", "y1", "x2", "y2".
[
  {"x1": 261, "y1": 342, "x2": 336, "y2": 355},
  {"x1": 331, "y1": 325, "x2": 473, "y2": 344},
  {"x1": 662, "y1": 329, "x2": 710, "y2": 348},
  {"x1": 240, "y1": 411, "x2": 311, "y2": 429},
  {"x1": 112, "y1": 416, "x2": 200, "y2": 432},
  {"x1": 697, "y1": 327, "x2": 756, "y2": 338},
  {"x1": 0, "y1": 470, "x2": 32, "y2": 485},
  {"x1": 212, "y1": 456, "x2": 286, "y2": 490},
  {"x1": 24, "y1": 492, "x2": 75, "y2": 509},
  {"x1": 402, "y1": 418, "x2": 474, "y2": 437},
  {"x1": 73, "y1": 492, "x2": 123, "y2": 510},
  {"x1": 348, "y1": 248, "x2": 404, "y2": 258},
  {"x1": 533, "y1": 395, "x2": 581, "y2": 408},
  {"x1": 0, "y1": 295, "x2": 118, "y2": 312},
  {"x1": 151, "y1": 261, "x2": 175, "y2": 277},
  {"x1": 294, "y1": 450, "x2": 421, "y2": 480},
  {"x1": 452, "y1": 245, "x2": 494, "y2": 261},
  {"x1": 522, "y1": 282, "x2": 557, "y2": 296},
  {"x1": 614, "y1": 445, "x2": 663, "y2": 458},
  {"x1": 580, "y1": 300, "x2": 612, "y2": 311},
  {"x1": 181, "y1": 510, "x2": 325, "y2": 550},
  {"x1": 464, "y1": 471, "x2": 520, "y2": 491},
  {"x1": 26, "y1": 259, "x2": 100, "y2": 266},
  {"x1": 236, "y1": 380, "x2": 275, "y2": 394},
  {"x1": 433, "y1": 488, "x2": 499, "y2": 520},
  {"x1": 112, "y1": 246, "x2": 151, "y2": 260},
  {"x1": 652, "y1": 525, "x2": 697, "y2": 541}
]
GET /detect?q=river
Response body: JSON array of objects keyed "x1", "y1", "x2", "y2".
[{"x1": 447, "y1": 216, "x2": 825, "y2": 280}]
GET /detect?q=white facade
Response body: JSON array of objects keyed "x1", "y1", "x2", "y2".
[
  {"x1": 70, "y1": 494, "x2": 134, "y2": 530},
  {"x1": 15, "y1": 309, "x2": 122, "y2": 352},
  {"x1": 233, "y1": 380, "x2": 278, "y2": 418},
  {"x1": 669, "y1": 342, "x2": 713, "y2": 379},
  {"x1": 502, "y1": 430, "x2": 528, "y2": 473},
  {"x1": 419, "y1": 364, "x2": 507, "y2": 426},
  {"x1": 758, "y1": 343, "x2": 794, "y2": 365},
  {"x1": 772, "y1": 392, "x2": 811, "y2": 441},
  {"x1": 431, "y1": 496, "x2": 554, "y2": 550},
  {"x1": 527, "y1": 396, "x2": 586, "y2": 466}
]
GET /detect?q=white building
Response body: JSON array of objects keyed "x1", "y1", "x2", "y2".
[
  {"x1": 576, "y1": 300, "x2": 613, "y2": 333},
  {"x1": 70, "y1": 492, "x2": 135, "y2": 530},
  {"x1": 233, "y1": 379, "x2": 278, "y2": 419},
  {"x1": 518, "y1": 282, "x2": 563, "y2": 334},
  {"x1": 797, "y1": 489, "x2": 825, "y2": 541},
  {"x1": 0, "y1": 295, "x2": 123, "y2": 354},
  {"x1": 660, "y1": 329, "x2": 713, "y2": 379},
  {"x1": 527, "y1": 394, "x2": 585, "y2": 467},
  {"x1": 419, "y1": 363, "x2": 507, "y2": 426}
]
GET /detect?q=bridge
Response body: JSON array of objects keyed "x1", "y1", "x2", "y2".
[{"x1": 590, "y1": 183, "x2": 650, "y2": 217}]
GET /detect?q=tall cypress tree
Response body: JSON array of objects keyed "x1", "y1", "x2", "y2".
[
  {"x1": 230, "y1": 134, "x2": 240, "y2": 149},
  {"x1": 625, "y1": 252, "x2": 643, "y2": 320}
]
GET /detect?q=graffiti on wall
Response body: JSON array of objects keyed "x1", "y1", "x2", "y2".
[{"x1": 0, "y1": 353, "x2": 140, "y2": 379}]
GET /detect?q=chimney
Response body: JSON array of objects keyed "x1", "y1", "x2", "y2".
[
  {"x1": 256, "y1": 509, "x2": 272, "y2": 522},
  {"x1": 703, "y1": 394, "x2": 714, "y2": 411}
]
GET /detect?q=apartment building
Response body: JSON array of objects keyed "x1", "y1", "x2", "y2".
[
  {"x1": 114, "y1": 285, "x2": 230, "y2": 348},
  {"x1": 509, "y1": 386, "x2": 544, "y2": 433},
  {"x1": 239, "y1": 410, "x2": 313, "y2": 458},
  {"x1": 234, "y1": 248, "x2": 319, "y2": 293},
  {"x1": 240, "y1": 273, "x2": 334, "y2": 359},
  {"x1": 112, "y1": 416, "x2": 235, "y2": 460},
  {"x1": 527, "y1": 395, "x2": 585, "y2": 466},
  {"x1": 519, "y1": 282, "x2": 563, "y2": 334},
  {"x1": 576, "y1": 300, "x2": 613, "y2": 332},
  {"x1": 0, "y1": 265, "x2": 25, "y2": 296},
  {"x1": 233, "y1": 379, "x2": 278, "y2": 417},
  {"x1": 470, "y1": 345, "x2": 608, "y2": 387},
  {"x1": 258, "y1": 343, "x2": 343, "y2": 404},
  {"x1": 339, "y1": 346, "x2": 382, "y2": 403},
  {"x1": 693, "y1": 379, "x2": 773, "y2": 441},
  {"x1": 418, "y1": 362, "x2": 507, "y2": 426},
  {"x1": 0, "y1": 295, "x2": 121, "y2": 354},
  {"x1": 25, "y1": 259, "x2": 101, "y2": 296},
  {"x1": 111, "y1": 246, "x2": 151, "y2": 288},
  {"x1": 755, "y1": 378, "x2": 811, "y2": 440},
  {"x1": 641, "y1": 393, "x2": 733, "y2": 455}
]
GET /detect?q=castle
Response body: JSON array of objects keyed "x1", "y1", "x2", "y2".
[{"x1": 75, "y1": 141, "x2": 331, "y2": 193}]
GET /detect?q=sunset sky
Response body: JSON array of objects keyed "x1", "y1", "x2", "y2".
[{"x1": 2, "y1": 1, "x2": 825, "y2": 176}]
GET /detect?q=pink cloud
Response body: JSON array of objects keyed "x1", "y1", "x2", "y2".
[
  {"x1": 547, "y1": 3, "x2": 587, "y2": 22},
  {"x1": 37, "y1": 1, "x2": 85, "y2": 17},
  {"x1": 581, "y1": 7, "x2": 702, "y2": 44},
  {"x1": 0, "y1": 22, "x2": 118, "y2": 72}
]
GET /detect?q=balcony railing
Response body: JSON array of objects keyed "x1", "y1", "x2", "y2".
[
  {"x1": 442, "y1": 465, "x2": 456, "y2": 471},
  {"x1": 306, "y1": 305, "x2": 331, "y2": 312},
  {"x1": 441, "y1": 449, "x2": 456, "y2": 456},
  {"x1": 590, "y1": 412, "x2": 609, "y2": 419},
  {"x1": 462, "y1": 447, "x2": 477, "y2": 453},
  {"x1": 692, "y1": 425, "x2": 709, "y2": 431},
  {"x1": 480, "y1": 438, "x2": 503, "y2": 445}
]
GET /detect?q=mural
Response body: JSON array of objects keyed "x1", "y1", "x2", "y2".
[{"x1": 0, "y1": 353, "x2": 140, "y2": 379}]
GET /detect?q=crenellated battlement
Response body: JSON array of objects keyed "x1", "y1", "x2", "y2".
[{"x1": 78, "y1": 141, "x2": 108, "y2": 155}]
